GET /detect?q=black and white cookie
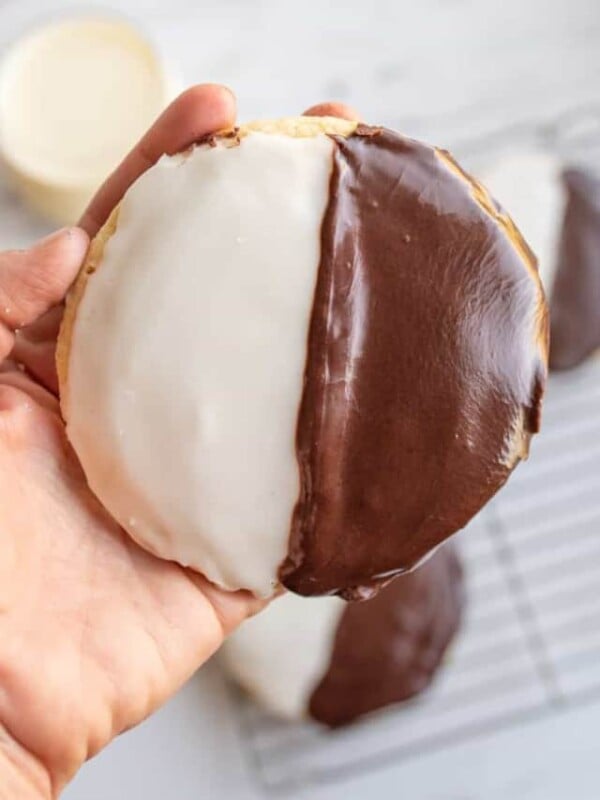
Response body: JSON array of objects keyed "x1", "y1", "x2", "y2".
[
  {"x1": 58, "y1": 117, "x2": 548, "y2": 598},
  {"x1": 222, "y1": 544, "x2": 464, "y2": 726}
]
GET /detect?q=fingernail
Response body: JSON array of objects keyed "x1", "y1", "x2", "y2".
[
  {"x1": 36, "y1": 227, "x2": 90, "y2": 257},
  {"x1": 35, "y1": 228, "x2": 70, "y2": 246},
  {"x1": 38, "y1": 226, "x2": 86, "y2": 244}
]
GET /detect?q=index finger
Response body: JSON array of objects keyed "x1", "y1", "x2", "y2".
[{"x1": 79, "y1": 84, "x2": 236, "y2": 236}]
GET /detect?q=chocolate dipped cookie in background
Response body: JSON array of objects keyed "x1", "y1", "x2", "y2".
[
  {"x1": 549, "y1": 167, "x2": 600, "y2": 371},
  {"x1": 479, "y1": 153, "x2": 600, "y2": 373},
  {"x1": 221, "y1": 544, "x2": 464, "y2": 727},
  {"x1": 57, "y1": 116, "x2": 548, "y2": 600}
]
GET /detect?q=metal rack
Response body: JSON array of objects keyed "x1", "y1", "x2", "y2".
[{"x1": 235, "y1": 359, "x2": 600, "y2": 796}]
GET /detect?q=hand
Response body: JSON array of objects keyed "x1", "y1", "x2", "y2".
[
  {"x1": 0, "y1": 88, "x2": 358, "y2": 799},
  {"x1": 0, "y1": 85, "x2": 251, "y2": 800}
]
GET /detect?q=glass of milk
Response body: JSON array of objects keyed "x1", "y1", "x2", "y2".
[{"x1": 0, "y1": 14, "x2": 175, "y2": 224}]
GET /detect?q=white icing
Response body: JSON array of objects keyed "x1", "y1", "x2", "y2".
[
  {"x1": 220, "y1": 592, "x2": 344, "y2": 719},
  {"x1": 65, "y1": 131, "x2": 334, "y2": 595}
]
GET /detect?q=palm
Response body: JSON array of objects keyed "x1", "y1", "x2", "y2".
[{"x1": 0, "y1": 370, "x2": 254, "y2": 794}]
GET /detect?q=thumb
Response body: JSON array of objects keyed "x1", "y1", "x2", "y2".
[{"x1": 0, "y1": 228, "x2": 89, "y2": 361}]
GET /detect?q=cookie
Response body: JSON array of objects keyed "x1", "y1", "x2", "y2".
[
  {"x1": 221, "y1": 544, "x2": 464, "y2": 726},
  {"x1": 58, "y1": 117, "x2": 548, "y2": 598}
]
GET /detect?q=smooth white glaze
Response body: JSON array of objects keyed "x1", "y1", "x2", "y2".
[
  {"x1": 65, "y1": 131, "x2": 335, "y2": 595},
  {"x1": 221, "y1": 592, "x2": 344, "y2": 719}
]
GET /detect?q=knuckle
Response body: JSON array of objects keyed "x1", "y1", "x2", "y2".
[
  {"x1": 0, "y1": 384, "x2": 36, "y2": 442},
  {"x1": 0, "y1": 383, "x2": 31, "y2": 413}
]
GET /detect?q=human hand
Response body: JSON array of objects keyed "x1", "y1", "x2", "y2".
[
  {"x1": 0, "y1": 88, "x2": 357, "y2": 799},
  {"x1": 0, "y1": 85, "x2": 259, "y2": 800}
]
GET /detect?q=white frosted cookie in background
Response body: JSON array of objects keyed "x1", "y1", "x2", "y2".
[
  {"x1": 480, "y1": 151, "x2": 600, "y2": 371},
  {"x1": 0, "y1": 16, "x2": 172, "y2": 223},
  {"x1": 479, "y1": 150, "x2": 565, "y2": 292},
  {"x1": 221, "y1": 545, "x2": 464, "y2": 727},
  {"x1": 58, "y1": 117, "x2": 548, "y2": 600}
]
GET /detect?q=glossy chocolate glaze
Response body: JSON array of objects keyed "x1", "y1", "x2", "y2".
[
  {"x1": 550, "y1": 168, "x2": 600, "y2": 370},
  {"x1": 281, "y1": 126, "x2": 548, "y2": 598},
  {"x1": 309, "y1": 543, "x2": 464, "y2": 727}
]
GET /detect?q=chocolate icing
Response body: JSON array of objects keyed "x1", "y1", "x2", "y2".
[
  {"x1": 309, "y1": 543, "x2": 464, "y2": 727},
  {"x1": 550, "y1": 168, "x2": 600, "y2": 370},
  {"x1": 281, "y1": 126, "x2": 548, "y2": 598}
]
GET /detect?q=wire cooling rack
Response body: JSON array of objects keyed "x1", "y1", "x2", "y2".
[
  {"x1": 228, "y1": 110, "x2": 600, "y2": 796},
  {"x1": 233, "y1": 360, "x2": 600, "y2": 795}
]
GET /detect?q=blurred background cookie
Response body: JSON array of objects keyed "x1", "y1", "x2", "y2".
[{"x1": 222, "y1": 544, "x2": 464, "y2": 727}]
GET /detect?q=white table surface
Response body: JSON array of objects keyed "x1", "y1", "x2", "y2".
[{"x1": 0, "y1": 0, "x2": 599, "y2": 797}]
